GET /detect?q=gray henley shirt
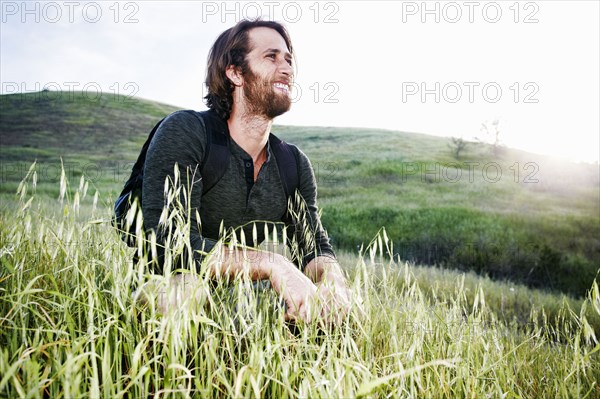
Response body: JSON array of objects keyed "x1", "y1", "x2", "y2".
[{"x1": 142, "y1": 110, "x2": 335, "y2": 272}]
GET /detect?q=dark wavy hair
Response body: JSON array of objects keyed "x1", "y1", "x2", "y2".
[{"x1": 204, "y1": 19, "x2": 294, "y2": 120}]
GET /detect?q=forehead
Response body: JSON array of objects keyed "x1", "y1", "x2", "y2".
[{"x1": 247, "y1": 27, "x2": 290, "y2": 55}]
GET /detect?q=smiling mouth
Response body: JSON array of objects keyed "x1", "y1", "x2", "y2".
[{"x1": 273, "y1": 82, "x2": 290, "y2": 94}]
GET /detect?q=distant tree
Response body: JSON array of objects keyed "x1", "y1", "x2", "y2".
[
  {"x1": 449, "y1": 137, "x2": 469, "y2": 160},
  {"x1": 478, "y1": 119, "x2": 503, "y2": 157}
]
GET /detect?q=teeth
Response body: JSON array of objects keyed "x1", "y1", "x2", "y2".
[{"x1": 274, "y1": 83, "x2": 289, "y2": 91}]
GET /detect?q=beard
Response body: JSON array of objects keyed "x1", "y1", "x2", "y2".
[{"x1": 242, "y1": 68, "x2": 291, "y2": 119}]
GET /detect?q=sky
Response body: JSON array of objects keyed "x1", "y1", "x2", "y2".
[{"x1": 1, "y1": 0, "x2": 599, "y2": 163}]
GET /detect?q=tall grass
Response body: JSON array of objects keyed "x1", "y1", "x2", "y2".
[{"x1": 0, "y1": 167, "x2": 599, "y2": 398}]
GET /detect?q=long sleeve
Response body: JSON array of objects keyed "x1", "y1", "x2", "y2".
[{"x1": 142, "y1": 110, "x2": 217, "y2": 273}]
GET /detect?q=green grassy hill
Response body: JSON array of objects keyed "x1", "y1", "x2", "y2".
[
  {"x1": 0, "y1": 90, "x2": 179, "y2": 197},
  {"x1": 1, "y1": 91, "x2": 598, "y2": 296}
]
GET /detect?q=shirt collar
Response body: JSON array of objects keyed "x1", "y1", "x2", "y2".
[{"x1": 264, "y1": 138, "x2": 272, "y2": 164}]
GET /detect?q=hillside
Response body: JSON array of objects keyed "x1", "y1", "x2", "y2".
[
  {"x1": 1, "y1": 91, "x2": 598, "y2": 296},
  {"x1": 0, "y1": 90, "x2": 178, "y2": 154},
  {"x1": 1, "y1": 90, "x2": 179, "y2": 197}
]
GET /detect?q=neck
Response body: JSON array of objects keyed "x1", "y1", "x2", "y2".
[{"x1": 227, "y1": 105, "x2": 272, "y2": 162}]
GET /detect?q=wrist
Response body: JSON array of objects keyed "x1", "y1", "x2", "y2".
[
  {"x1": 259, "y1": 251, "x2": 286, "y2": 280},
  {"x1": 219, "y1": 247, "x2": 280, "y2": 281}
]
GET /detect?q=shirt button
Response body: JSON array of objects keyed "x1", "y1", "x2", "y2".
[{"x1": 245, "y1": 162, "x2": 252, "y2": 168}]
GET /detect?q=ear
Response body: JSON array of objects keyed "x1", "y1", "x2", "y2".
[{"x1": 226, "y1": 65, "x2": 243, "y2": 87}]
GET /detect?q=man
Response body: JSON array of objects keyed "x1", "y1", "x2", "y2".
[{"x1": 141, "y1": 19, "x2": 350, "y2": 324}]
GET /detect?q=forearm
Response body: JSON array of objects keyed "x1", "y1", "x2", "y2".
[
  {"x1": 204, "y1": 245, "x2": 320, "y2": 322},
  {"x1": 204, "y1": 245, "x2": 275, "y2": 281}
]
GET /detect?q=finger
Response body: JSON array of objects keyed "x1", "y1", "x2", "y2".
[
  {"x1": 284, "y1": 303, "x2": 296, "y2": 320},
  {"x1": 319, "y1": 299, "x2": 331, "y2": 322},
  {"x1": 299, "y1": 303, "x2": 313, "y2": 324},
  {"x1": 284, "y1": 310, "x2": 296, "y2": 322}
]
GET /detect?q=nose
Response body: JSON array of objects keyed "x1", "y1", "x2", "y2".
[{"x1": 280, "y1": 59, "x2": 293, "y2": 79}]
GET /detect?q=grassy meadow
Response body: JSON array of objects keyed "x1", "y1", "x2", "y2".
[
  {"x1": 2, "y1": 92, "x2": 598, "y2": 297},
  {"x1": 275, "y1": 125, "x2": 600, "y2": 297},
  {"x1": 1, "y1": 91, "x2": 599, "y2": 397},
  {"x1": 0, "y1": 171, "x2": 599, "y2": 398}
]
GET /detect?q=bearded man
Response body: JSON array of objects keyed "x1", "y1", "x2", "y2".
[{"x1": 141, "y1": 19, "x2": 350, "y2": 324}]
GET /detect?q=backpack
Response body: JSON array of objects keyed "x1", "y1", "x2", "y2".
[{"x1": 113, "y1": 109, "x2": 299, "y2": 246}]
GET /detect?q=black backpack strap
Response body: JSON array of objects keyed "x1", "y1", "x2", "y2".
[
  {"x1": 270, "y1": 134, "x2": 301, "y2": 263},
  {"x1": 269, "y1": 133, "x2": 299, "y2": 199},
  {"x1": 199, "y1": 110, "x2": 230, "y2": 194}
]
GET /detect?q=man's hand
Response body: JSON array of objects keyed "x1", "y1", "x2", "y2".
[
  {"x1": 266, "y1": 254, "x2": 319, "y2": 323},
  {"x1": 315, "y1": 278, "x2": 351, "y2": 325},
  {"x1": 305, "y1": 256, "x2": 352, "y2": 326},
  {"x1": 211, "y1": 247, "x2": 351, "y2": 325}
]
